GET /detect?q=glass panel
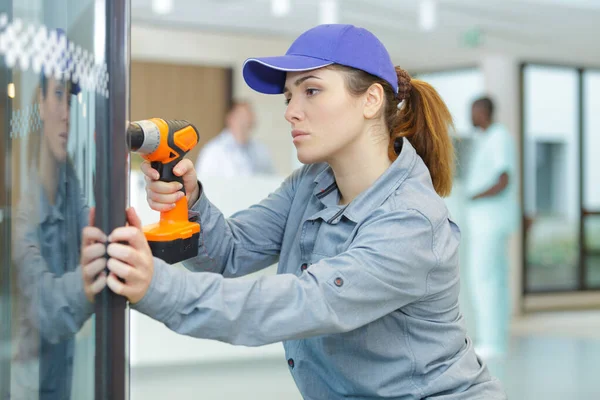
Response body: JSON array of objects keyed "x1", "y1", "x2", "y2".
[
  {"x1": 583, "y1": 70, "x2": 600, "y2": 289},
  {"x1": 523, "y1": 65, "x2": 580, "y2": 291},
  {"x1": 0, "y1": 1, "x2": 106, "y2": 398},
  {"x1": 585, "y1": 217, "x2": 600, "y2": 288},
  {"x1": 583, "y1": 71, "x2": 600, "y2": 211}
]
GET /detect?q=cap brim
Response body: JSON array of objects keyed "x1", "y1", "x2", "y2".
[
  {"x1": 242, "y1": 55, "x2": 333, "y2": 95},
  {"x1": 70, "y1": 82, "x2": 81, "y2": 95},
  {"x1": 39, "y1": 70, "x2": 81, "y2": 95}
]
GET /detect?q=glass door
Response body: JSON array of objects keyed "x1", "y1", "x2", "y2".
[{"x1": 0, "y1": 0, "x2": 130, "y2": 398}]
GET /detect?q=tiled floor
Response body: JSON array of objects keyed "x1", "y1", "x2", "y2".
[
  {"x1": 131, "y1": 312, "x2": 600, "y2": 400},
  {"x1": 493, "y1": 336, "x2": 600, "y2": 399}
]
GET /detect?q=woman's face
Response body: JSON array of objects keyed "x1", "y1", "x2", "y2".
[
  {"x1": 283, "y1": 68, "x2": 367, "y2": 165},
  {"x1": 39, "y1": 78, "x2": 71, "y2": 163}
]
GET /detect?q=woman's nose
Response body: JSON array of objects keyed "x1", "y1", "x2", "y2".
[{"x1": 284, "y1": 98, "x2": 303, "y2": 124}]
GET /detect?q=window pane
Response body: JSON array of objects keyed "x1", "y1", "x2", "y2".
[
  {"x1": 583, "y1": 71, "x2": 600, "y2": 211},
  {"x1": 523, "y1": 65, "x2": 580, "y2": 291},
  {"x1": 585, "y1": 217, "x2": 600, "y2": 288},
  {"x1": 1, "y1": 1, "x2": 106, "y2": 398}
]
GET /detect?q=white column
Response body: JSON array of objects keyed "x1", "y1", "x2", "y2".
[{"x1": 480, "y1": 53, "x2": 523, "y2": 318}]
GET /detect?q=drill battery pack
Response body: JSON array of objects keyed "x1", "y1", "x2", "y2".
[
  {"x1": 148, "y1": 231, "x2": 199, "y2": 265},
  {"x1": 143, "y1": 209, "x2": 201, "y2": 264}
]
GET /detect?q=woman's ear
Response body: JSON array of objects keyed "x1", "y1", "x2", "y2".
[{"x1": 363, "y1": 83, "x2": 385, "y2": 119}]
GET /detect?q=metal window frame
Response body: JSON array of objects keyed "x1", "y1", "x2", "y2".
[
  {"x1": 520, "y1": 62, "x2": 600, "y2": 297},
  {"x1": 94, "y1": 0, "x2": 131, "y2": 399}
]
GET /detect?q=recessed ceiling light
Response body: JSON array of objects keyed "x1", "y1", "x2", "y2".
[
  {"x1": 419, "y1": 0, "x2": 437, "y2": 31},
  {"x1": 319, "y1": 0, "x2": 339, "y2": 25},
  {"x1": 152, "y1": 0, "x2": 174, "y2": 15},
  {"x1": 271, "y1": 0, "x2": 291, "y2": 17}
]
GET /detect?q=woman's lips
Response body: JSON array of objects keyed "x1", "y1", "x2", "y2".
[{"x1": 291, "y1": 129, "x2": 309, "y2": 138}]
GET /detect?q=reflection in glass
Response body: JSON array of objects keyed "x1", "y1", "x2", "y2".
[
  {"x1": 11, "y1": 71, "x2": 94, "y2": 399},
  {"x1": 1, "y1": 3, "x2": 101, "y2": 398}
]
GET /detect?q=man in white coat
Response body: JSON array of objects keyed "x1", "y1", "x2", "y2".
[{"x1": 195, "y1": 101, "x2": 275, "y2": 177}]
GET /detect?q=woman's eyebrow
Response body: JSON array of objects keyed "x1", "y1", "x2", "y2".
[{"x1": 283, "y1": 75, "x2": 322, "y2": 94}]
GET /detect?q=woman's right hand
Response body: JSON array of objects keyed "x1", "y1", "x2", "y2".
[{"x1": 141, "y1": 159, "x2": 200, "y2": 212}]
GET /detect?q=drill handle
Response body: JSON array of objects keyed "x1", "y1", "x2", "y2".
[{"x1": 152, "y1": 159, "x2": 185, "y2": 195}]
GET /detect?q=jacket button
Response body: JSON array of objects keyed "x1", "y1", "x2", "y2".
[
  {"x1": 300, "y1": 263, "x2": 308, "y2": 271},
  {"x1": 334, "y1": 277, "x2": 344, "y2": 287},
  {"x1": 287, "y1": 358, "x2": 295, "y2": 368}
]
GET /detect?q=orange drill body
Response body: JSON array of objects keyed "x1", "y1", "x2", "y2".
[{"x1": 127, "y1": 118, "x2": 200, "y2": 264}]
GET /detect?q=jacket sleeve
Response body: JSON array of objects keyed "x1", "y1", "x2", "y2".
[
  {"x1": 182, "y1": 167, "x2": 304, "y2": 278},
  {"x1": 134, "y1": 209, "x2": 450, "y2": 346},
  {"x1": 12, "y1": 190, "x2": 94, "y2": 344}
]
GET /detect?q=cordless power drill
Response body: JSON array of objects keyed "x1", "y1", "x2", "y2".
[{"x1": 127, "y1": 118, "x2": 200, "y2": 264}]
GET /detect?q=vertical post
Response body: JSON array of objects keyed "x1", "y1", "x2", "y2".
[
  {"x1": 578, "y1": 68, "x2": 586, "y2": 290},
  {"x1": 481, "y1": 54, "x2": 523, "y2": 314},
  {"x1": 0, "y1": 1, "x2": 13, "y2": 394},
  {"x1": 519, "y1": 63, "x2": 528, "y2": 298},
  {"x1": 94, "y1": 0, "x2": 130, "y2": 399}
]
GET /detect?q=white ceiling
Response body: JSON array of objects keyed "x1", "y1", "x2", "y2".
[{"x1": 130, "y1": 0, "x2": 600, "y2": 67}]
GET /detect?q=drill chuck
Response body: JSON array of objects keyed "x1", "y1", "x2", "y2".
[{"x1": 128, "y1": 120, "x2": 161, "y2": 154}]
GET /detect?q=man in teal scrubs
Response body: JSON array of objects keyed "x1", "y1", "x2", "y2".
[{"x1": 465, "y1": 97, "x2": 518, "y2": 361}]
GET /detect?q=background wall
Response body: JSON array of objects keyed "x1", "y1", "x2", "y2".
[
  {"x1": 131, "y1": 26, "x2": 294, "y2": 176},
  {"x1": 128, "y1": 16, "x2": 600, "y2": 375},
  {"x1": 130, "y1": 61, "x2": 230, "y2": 165}
]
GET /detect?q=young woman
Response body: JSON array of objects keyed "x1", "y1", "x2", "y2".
[
  {"x1": 12, "y1": 71, "x2": 105, "y2": 398},
  {"x1": 84, "y1": 24, "x2": 506, "y2": 399}
]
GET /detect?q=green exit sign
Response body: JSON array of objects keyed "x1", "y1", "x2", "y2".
[{"x1": 462, "y1": 27, "x2": 483, "y2": 48}]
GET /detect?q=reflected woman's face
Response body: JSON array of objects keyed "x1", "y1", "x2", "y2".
[{"x1": 39, "y1": 77, "x2": 71, "y2": 163}]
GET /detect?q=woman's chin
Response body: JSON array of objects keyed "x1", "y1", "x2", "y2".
[
  {"x1": 296, "y1": 151, "x2": 322, "y2": 165},
  {"x1": 52, "y1": 149, "x2": 68, "y2": 164}
]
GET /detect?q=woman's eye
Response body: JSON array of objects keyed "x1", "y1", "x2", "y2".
[
  {"x1": 306, "y1": 88, "x2": 319, "y2": 97},
  {"x1": 284, "y1": 97, "x2": 291, "y2": 105}
]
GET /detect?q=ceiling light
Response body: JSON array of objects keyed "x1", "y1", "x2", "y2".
[
  {"x1": 152, "y1": 0, "x2": 174, "y2": 15},
  {"x1": 319, "y1": 0, "x2": 339, "y2": 25},
  {"x1": 419, "y1": 0, "x2": 437, "y2": 31},
  {"x1": 271, "y1": 0, "x2": 291, "y2": 17}
]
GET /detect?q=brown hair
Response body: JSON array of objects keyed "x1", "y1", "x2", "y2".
[{"x1": 328, "y1": 65, "x2": 455, "y2": 197}]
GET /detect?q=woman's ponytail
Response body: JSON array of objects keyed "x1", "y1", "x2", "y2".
[
  {"x1": 329, "y1": 64, "x2": 455, "y2": 197},
  {"x1": 388, "y1": 67, "x2": 455, "y2": 197}
]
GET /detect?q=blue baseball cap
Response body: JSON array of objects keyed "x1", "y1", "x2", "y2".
[
  {"x1": 40, "y1": 28, "x2": 81, "y2": 95},
  {"x1": 243, "y1": 24, "x2": 398, "y2": 96}
]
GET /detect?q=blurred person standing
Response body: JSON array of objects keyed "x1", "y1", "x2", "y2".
[
  {"x1": 195, "y1": 100, "x2": 275, "y2": 177},
  {"x1": 465, "y1": 96, "x2": 518, "y2": 360}
]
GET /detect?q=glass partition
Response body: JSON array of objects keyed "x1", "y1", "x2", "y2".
[{"x1": 0, "y1": 0, "x2": 129, "y2": 398}]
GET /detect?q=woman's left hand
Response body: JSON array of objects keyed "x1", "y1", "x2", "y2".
[{"x1": 106, "y1": 207, "x2": 154, "y2": 304}]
